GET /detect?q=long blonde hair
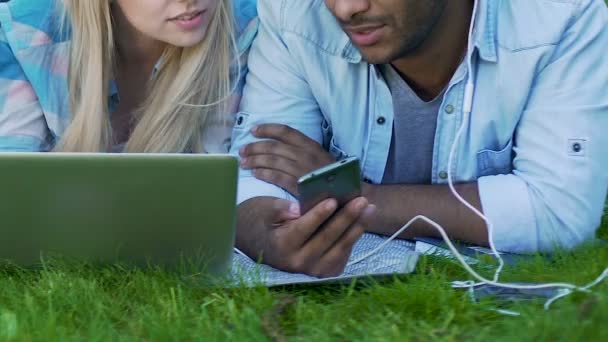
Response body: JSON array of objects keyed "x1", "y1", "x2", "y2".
[{"x1": 56, "y1": 0, "x2": 236, "y2": 153}]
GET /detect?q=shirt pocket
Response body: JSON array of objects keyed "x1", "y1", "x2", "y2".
[
  {"x1": 476, "y1": 140, "x2": 514, "y2": 177},
  {"x1": 321, "y1": 117, "x2": 332, "y2": 150},
  {"x1": 329, "y1": 137, "x2": 349, "y2": 161}
]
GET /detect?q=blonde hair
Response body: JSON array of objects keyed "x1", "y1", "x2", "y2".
[{"x1": 56, "y1": 0, "x2": 236, "y2": 153}]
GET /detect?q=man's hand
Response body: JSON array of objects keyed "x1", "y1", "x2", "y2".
[
  {"x1": 236, "y1": 196, "x2": 375, "y2": 278},
  {"x1": 239, "y1": 124, "x2": 335, "y2": 196}
]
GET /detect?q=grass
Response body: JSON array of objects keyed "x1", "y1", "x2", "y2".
[{"x1": 1, "y1": 205, "x2": 607, "y2": 341}]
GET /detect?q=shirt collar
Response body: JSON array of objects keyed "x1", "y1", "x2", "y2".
[{"x1": 472, "y1": 0, "x2": 498, "y2": 63}]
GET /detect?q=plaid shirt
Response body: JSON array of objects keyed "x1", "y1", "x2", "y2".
[{"x1": 0, "y1": 0, "x2": 258, "y2": 152}]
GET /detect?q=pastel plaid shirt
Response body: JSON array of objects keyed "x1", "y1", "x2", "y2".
[{"x1": 0, "y1": 0, "x2": 258, "y2": 152}]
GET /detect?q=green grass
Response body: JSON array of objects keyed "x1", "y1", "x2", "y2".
[{"x1": 1, "y1": 207, "x2": 607, "y2": 341}]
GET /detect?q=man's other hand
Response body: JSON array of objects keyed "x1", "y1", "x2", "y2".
[
  {"x1": 239, "y1": 124, "x2": 335, "y2": 196},
  {"x1": 236, "y1": 196, "x2": 375, "y2": 278}
]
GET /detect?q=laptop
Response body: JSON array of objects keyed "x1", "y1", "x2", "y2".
[{"x1": 0, "y1": 153, "x2": 237, "y2": 275}]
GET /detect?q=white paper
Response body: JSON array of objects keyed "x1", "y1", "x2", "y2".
[{"x1": 230, "y1": 233, "x2": 419, "y2": 287}]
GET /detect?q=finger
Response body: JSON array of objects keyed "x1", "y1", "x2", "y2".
[
  {"x1": 270, "y1": 198, "x2": 301, "y2": 223},
  {"x1": 251, "y1": 124, "x2": 317, "y2": 148},
  {"x1": 314, "y1": 223, "x2": 365, "y2": 277},
  {"x1": 242, "y1": 154, "x2": 301, "y2": 178},
  {"x1": 321, "y1": 204, "x2": 374, "y2": 263},
  {"x1": 239, "y1": 140, "x2": 298, "y2": 162},
  {"x1": 288, "y1": 198, "x2": 339, "y2": 247},
  {"x1": 252, "y1": 168, "x2": 299, "y2": 196},
  {"x1": 359, "y1": 204, "x2": 377, "y2": 226},
  {"x1": 323, "y1": 220, "x2": 365, "y2": 260},
  {"x1": 302, "y1": 197, "x2": 368, "y2": 259}
]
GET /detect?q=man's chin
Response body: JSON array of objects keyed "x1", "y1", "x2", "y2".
[{"x1": 355, "y1": 48, "x2": 393, "y2": 65}]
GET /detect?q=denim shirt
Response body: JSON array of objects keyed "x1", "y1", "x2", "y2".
[
  {"x1": 231, "y1": 0, "x2": 608, "y2": 253},
  {"x1": 0, "y1": 0, "x2": 259, "y2": 152}
]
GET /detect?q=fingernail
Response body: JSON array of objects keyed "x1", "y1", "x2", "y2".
[
  {"x1": 239, "y1": 147, "x2": 246, "y2": 156},
  {"x1": 251, "y1": 126, "x2": 259, "y2": 134},
  {"x1": 325, "y1": 199, "x2": 337, "y2": 211},
  {"x1": 356, "y1": 198, "x2": 368, "y2": 210},
  {"x1": 240, "y1": 157, "x2": 248, "y2": 165},
  {"x1": 362, "y1": 204, "x2": 376, "y2": 217},
  {"x1": 289, "y1": 203, "x2": 300, "y2": 216}
]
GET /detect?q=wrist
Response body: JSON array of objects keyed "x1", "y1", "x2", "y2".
[{"x1": 361, "y1": 182, "x2": 375, "y2": 200}]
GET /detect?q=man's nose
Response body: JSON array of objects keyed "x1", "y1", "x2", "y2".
[{"x1": 330, "y1": 0, "x2": 371, "y2": 22}]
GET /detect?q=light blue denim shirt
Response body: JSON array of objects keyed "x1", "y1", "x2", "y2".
[{"x1": 231, "y1": 0, "x2": 608, "y2": 253}]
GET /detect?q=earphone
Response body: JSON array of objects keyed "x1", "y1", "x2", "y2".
[{"x1": 348, "y1": 0, "x2": 608, "y2": 311}]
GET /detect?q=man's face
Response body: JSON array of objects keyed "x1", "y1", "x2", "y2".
[{"x1": 325, "y1": 0, "x2": 448, "y2": 64}]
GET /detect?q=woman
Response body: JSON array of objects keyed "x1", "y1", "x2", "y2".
[{"x1": 0, "y1": 0, "x2": 257, "y2": 153}]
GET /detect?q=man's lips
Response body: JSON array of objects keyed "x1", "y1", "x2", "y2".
[{"x1": 345, "y1": 25, "x2": 386, "y2": 47}]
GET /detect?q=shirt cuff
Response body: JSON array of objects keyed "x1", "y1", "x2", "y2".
[
  {"x1": 237, "y1": 174, "x2": 296, "y2": 205},
  {"x1": 478, "y1": 174, "x2": 539, "y2": 254}
]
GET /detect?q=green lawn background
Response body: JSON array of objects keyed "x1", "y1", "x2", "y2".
[{"x1": 2, "y1": 212, "x2": 606, "y2": 341}]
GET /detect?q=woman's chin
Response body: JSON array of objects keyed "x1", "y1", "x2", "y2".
[{"x1": 166, "y1": 30, "x2": 208, "y2": 48}]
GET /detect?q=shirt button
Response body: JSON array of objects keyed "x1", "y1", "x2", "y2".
[
  {"x1": 376, "y1": 116, "x2": 386, "y2": 125},
  {"x1": 572, "y1": 143, "x2": 582, "y2": 153},
  {"x1": 439, "y1": 171, "x2": 449, "y2": 180},
  {"x1": 444, "y1": 104, "x2": 455, "y2": 114}
]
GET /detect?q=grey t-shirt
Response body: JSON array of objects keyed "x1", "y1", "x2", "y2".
[{"x1": 380, "y1": 65, "x2": 445, "y2": 184}]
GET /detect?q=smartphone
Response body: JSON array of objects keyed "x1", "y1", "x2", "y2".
[{"x1": 297, "y1": 157, "x2": 362, "y2": 214}]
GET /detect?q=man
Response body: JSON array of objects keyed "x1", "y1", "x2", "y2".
[{"x1": 231, "y1": 0, "x2": 608, "y2": 277}]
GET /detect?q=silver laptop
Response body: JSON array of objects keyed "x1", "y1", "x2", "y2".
[{"x1": 0, "y1": 153, "x2": 237, "y2": 275}]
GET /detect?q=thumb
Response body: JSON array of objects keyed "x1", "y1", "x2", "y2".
[
  {"x1": 358, "y1": 204, "x2": 377, "y2": 226},
  {"x1": 271, "y1": 199, "x2": 301, "y2": 223}
]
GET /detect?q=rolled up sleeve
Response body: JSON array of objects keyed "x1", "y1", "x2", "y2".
[
  {"x1": 478, "y1": 0, "x2": 608, "y2": 253},
  {"x1": 0, "y1": 20, "x2": 48, "y2": 152}
]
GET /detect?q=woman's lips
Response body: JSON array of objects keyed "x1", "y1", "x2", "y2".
[{"x1": 170, "y1": 10, "x2": 205, "y2": 31}]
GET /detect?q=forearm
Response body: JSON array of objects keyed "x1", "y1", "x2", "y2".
[{"x1": 363, "y1": 182, "x2": 489, "y2": 246}]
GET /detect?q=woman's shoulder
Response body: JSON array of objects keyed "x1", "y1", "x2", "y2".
[
  {"x1": 0, "y1": 0, "x2": 65, "y2": 46},
  {"x1": 232, "y1": 0, "x2": 257, "y2": 33},
  {"x1": 0, "y1": 0, "x2": 71, "y2": 141},
  {"x1": 232, "y1": 0, "x2": 258, "y2": 53}
]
